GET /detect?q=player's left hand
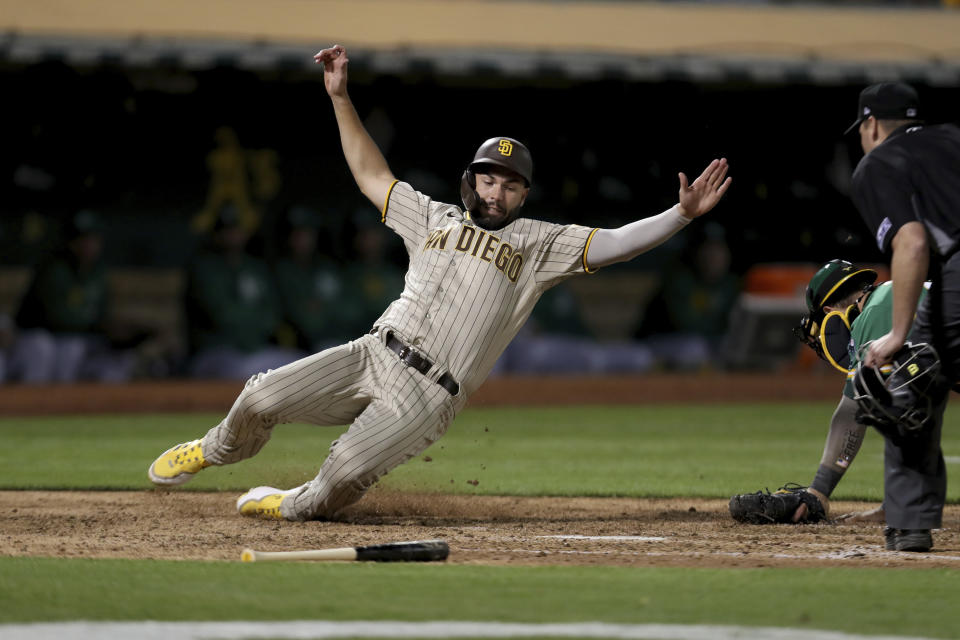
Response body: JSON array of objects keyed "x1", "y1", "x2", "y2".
[
  {"x1": 791, "y1": 487, "x2": 829, "y2": 523},
  {"x1": 677, "y1": 158, "x2": 731, "y2": 220},
  {"x1": 863, "y1": 331, "x2": 905, "y2": 368},
  {"x1": 314, "y1": 44, "x2": 349, "y2": 98},
  {"x1": 834, "y1": 505, "x2": 885, "y2": 524}
]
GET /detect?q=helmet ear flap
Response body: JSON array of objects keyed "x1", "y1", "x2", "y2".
[
  {"x1": 819, "y1": 310, "x2": 853, "y2": 373},
  {"x1": 460, "y1": 169, "x2": 479, "y2": 213}
]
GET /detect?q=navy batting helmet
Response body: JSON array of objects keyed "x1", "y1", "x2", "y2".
[{"x1": 460, "y1": 137, "x2": 533, "y2": 214}]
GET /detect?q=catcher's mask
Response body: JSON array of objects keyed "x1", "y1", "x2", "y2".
[
  {"x1": 460, "y1": 137, "x2": 532, "y2": 229},
  {"x1": 794, "y1": 259, "x2": 877, "y2": 371},
  {"x1": 852, "y1": 341, "x2": 942, "y2": 433}
]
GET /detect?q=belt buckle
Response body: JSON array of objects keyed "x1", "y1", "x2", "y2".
[{"x1": 398, "y1": 346, "x2": 411, "y2": 361}]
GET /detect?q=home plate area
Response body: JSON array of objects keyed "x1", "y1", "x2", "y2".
[{"x1": 1, "y1": 491, "x2": 958, "y2": 568}]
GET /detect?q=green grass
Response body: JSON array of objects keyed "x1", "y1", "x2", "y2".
[
  {"x1": 1, "y1": 558, "x2": 959, "y2": 638},
  {"x1": 1, "y1": 404, "x2": 958, "y2": 501}
]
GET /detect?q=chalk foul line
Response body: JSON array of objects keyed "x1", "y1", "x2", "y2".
[{"x1": 0, "y1": 621, "x2": 940, "y2": 640}]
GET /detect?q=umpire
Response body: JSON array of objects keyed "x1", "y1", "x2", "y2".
[{"x1": 846, "y1": 82, "x2": 960, "y2": 552}]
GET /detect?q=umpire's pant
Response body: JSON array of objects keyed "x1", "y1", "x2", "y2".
[
  {"x1": 881, "y1": 396, "x2": 947, "y2": 529},
  {"x1": 884, "y1": 251, "x2": 960, "y2": 529}
]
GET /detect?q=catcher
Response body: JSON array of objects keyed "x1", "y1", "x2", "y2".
[{"x1": 730, "y1": 259, "x2": 924, "y2": 525}]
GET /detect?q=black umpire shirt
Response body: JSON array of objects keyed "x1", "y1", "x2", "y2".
[{"x1": 851, "y1": 123, "x2": 960, "y2": 261}]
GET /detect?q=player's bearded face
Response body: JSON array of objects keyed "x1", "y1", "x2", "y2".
[{"x1": 473, "y1": 170, "x2": 529, "y2": 230}]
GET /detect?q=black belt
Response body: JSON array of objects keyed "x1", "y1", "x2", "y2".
[{"x1": 384, "y1": 332, "x2": 460, "y2": 396}]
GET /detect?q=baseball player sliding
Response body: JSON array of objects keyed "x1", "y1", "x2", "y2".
[{"x1": 148, "y1": 44, "x2": 732, "y2": 521}]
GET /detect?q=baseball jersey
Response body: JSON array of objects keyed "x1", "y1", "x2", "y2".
[
  {"x1": 374, "y1": 181, "x2": 598, "y2": 396},
  {"x1": 852, "y1": 123, "x2": 960, "y2": 260}
]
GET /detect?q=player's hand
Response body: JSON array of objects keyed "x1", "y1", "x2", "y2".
[
  {"x1": 863, "y1": 332, "x2": 905, "y2": 368},
  {"x1": 314, "y1": 45, "x2": 349, "y2": 98},
  {"x1": 791, "y1": 487, "x2": 829, "y2": 523},
  {"x1": 834, "y1": 505, "x2": 885, "y2": 524},
  {"x1": 677, "y1": 158, "x2": 731, "y2": 220}
]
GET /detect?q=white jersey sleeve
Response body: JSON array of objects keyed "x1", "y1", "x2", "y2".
[
  {"x1": 381, "y1": 181, "x2": 450, "y2": 253},
  {"x1": 529, "y1": 222, "x2": 599, "y2": 290}
]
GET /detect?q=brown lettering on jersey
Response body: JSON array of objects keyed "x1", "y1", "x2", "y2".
[
  {"x1": 506, "y1": 253, "x2": 524, "y2": 282},
  {"x1": 423, "y1": 229, "x2": 441, "y2": 250},
  {"x1": 471, "y1": 230, "x2": 487, "y2": 257},
  {"x1": 440, "y1": 224, "x2": 523, "y2": 283},
  {"x1": 437, "y1": 228, "x2": 452, "y2": 250},
  {"x1": 494, "y1": 243, "x2": 513, "y2": 270},
  {"x1": 455, "y1": 226, "x2": 476, "y2": 252},
  {"x1": 479, "y1": 234, "x2": 500, "y2": 262},
  {"x1": 423, "y1": 228, "x2": 452, "y2": 251}
]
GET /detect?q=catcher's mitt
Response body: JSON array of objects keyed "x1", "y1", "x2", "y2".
[{"x1": 729, "y1": 483, "x2": 827, "y2": 524}]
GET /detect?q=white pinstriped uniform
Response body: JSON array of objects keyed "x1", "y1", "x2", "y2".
[{"x1": 201, "y1": 181, "x2": 597, "y2": 520}]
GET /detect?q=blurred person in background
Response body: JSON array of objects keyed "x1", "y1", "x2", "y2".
[
  {"x1": 184, "y1": 204, "x2": 305, "y2": 379},
  {"x1": 0, "y1": 314, "x2": 12, "y2": 381},
  {"x1": 6, "y1": 210, "x2": 135, "y2": 383},
  {"x1": 494, "y1": 282, "x2": 654, "y2": 374},
  {"x1": 273, "y1": 205, "x2": 352, "y2": 351},
  {"x1": 340, "y1": 215, "x2": 406, "y2": 337},
  {"x1": 635, "y1": 223, "x2": 740, "y2": 370}
]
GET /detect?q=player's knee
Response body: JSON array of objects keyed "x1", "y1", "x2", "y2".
[{"x1": 233, "y1": 376, "x2": 282, "y2": 427}]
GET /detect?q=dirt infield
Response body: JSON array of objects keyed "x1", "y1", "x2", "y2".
[
  {"x1": 5, "y1": 373, "x2": 955, "y2": 569},
  {"x1": 3, "y1": 490, "x2": 958, "y2": 568}
]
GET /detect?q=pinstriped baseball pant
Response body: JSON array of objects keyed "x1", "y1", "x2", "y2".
[{"x1": 200, "y1": 332, "x2": 463, "y2": 520}]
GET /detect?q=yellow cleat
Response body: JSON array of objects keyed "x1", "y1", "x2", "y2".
[
  {"x1": 148, "y1": 439, "x2": 210, "y2": 486},
  {"x1": 237, "y1": 486, "x2": 292, "y2": 520}
]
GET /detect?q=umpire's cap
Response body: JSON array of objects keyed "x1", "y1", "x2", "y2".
[
  {"x1": 469, "y1": 137, "x2": 533, "y2": 186},
  {"x1": 805, "y1": 259, "x2": 877, "y2": 316},
  {"x1": 844, "y1": 82, "x2": 920, "y2": 135}
]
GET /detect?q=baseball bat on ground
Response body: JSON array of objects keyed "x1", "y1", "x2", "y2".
[{"x1": 240, "y1": 539, "x2": 449, "y2": 563}]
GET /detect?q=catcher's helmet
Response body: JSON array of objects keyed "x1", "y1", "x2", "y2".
[
  {"x1": 460, "y1": 137, "x2": 533, "y2": 214},
  {"x1": 852, "y1": 342, "x2": 942, "y2": 433},
  {"x1": 794, "y1": 259, "x2": 877, "y2": 361}
]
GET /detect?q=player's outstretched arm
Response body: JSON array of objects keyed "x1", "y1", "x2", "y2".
[
  {"x1": 315, "y1": 45, "x2": 396, "y2": 209},
  {"x1": 585, "y1": 158, "x2": 731, "y2": 269}
]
